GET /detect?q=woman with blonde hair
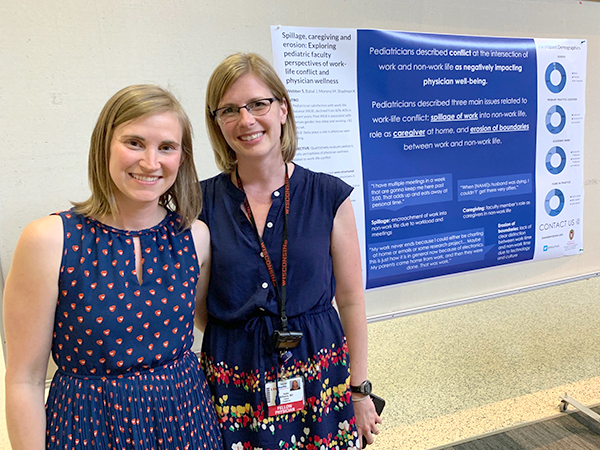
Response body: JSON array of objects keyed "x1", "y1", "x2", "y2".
[
  {"x1": 4, "y1": 85, "x2": 223, "y2": 450},
  {"x1": 199, "y1": 53, "x2": 381, "y2": 449}
]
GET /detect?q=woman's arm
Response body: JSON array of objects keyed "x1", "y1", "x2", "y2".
[
  {"x1": 331, "y1": 197, "x2": 381, "y2": 447},
  {"x1": 4, "y1": 215, "x2": 63, "y2": 450},
  {"x1": 191, "y1": 219, "x2": 211, "y2": 333}
]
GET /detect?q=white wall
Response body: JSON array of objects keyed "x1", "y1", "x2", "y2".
[
  {"x1": 2, "y1": 1, "x2": 599, "y2": 322},
  {"x1": 1, "y1": 2, "x2": 599, "y2": 443}
]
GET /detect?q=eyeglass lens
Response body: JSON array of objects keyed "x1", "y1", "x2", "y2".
[{"x1": 216, "y1": 98, "x2": 276, "y2": 123}]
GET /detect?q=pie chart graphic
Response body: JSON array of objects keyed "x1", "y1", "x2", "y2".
[
  {"x1": 546, "y1": 105, "x2": 566, "y2": 134},
  {"x1": 545, "y1": 62, "x2": 567, "y2": 94},
  {"x1": 544, "y1": 189, "x2": 565, "y2": 217},
  {"x1": 545, "y1": 146, "x2": 567, "y2": 175}
]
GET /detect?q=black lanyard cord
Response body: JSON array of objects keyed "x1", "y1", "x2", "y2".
[{"x1": 236, "y1": 164, "x2": 290, "y2": 332}]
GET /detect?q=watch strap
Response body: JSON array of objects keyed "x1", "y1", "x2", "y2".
[{"x1": 350, "y1": 380, "x2": 372, "y2": 395}]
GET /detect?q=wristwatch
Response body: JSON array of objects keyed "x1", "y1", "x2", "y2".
[{"x1": 350, "y1": 380, "x2": 372, "y2": 396}]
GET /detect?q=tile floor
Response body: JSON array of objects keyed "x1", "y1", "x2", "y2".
[{"x1": 366, "y1": 276, "x2": 600, "y2": 449}]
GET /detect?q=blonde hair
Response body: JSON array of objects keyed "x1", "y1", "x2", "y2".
[
  {"x1": 73, "y1": 84, "x2": 201, "y2": 230},
  {"x1": 205, "y1": 53, "x2": 297, "y2": 173}
]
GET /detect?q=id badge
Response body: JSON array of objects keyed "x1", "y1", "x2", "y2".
[{"x1": 265, "y1": 376, "x2": 305, "y2": 416}]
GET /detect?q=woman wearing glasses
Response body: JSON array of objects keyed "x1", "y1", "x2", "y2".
[{"x1": 199, "y1": 53, "x2": 381, "y2": 449}]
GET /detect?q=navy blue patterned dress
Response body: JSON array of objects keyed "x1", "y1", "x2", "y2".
[
  {"x1": 46, "y1": 209, "x2": 223, "y2": 450},
  {"x1": 200, "y1": 165, "x2": 359, "y2": 450}
]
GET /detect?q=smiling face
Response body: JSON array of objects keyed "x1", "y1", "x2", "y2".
[
  {"x1": 108, "y1": 111, "x2": 183, "y2": 209},
  {"x1": 216, "y1": 73, "x2": 288, "y2": 166}
]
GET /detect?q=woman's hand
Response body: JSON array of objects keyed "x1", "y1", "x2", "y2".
[{"x1": 353, "y1": 395, "x2": 382, "y2": 447}]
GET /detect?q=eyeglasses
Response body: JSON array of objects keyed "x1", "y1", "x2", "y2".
[{"x1": 212, "y1": 98, "x2": 279, "y2": 124}]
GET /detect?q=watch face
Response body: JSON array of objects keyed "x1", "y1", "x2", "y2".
[{"x1": 351, "y1": 380, "x2": 373, "y2": 395}]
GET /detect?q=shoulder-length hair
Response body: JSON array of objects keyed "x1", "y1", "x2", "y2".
[
  {"x1": 73, "y1": 84, "x2": 201, "y2": 230},
  {"x1": 205, "y1": 53, "x2": 297, "y2": 174}
]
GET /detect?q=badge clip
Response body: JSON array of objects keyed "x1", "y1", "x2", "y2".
[{"x1": 272, "y1": 330, "x2": 303, "y2": 349}]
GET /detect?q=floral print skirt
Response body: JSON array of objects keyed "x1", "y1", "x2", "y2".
[{"x1": 201, "y1": 305, "x2": 359, "y2": 450}]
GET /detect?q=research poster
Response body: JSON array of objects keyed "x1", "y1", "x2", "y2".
[{"x1": 271, "y1": 26, "x2": 586, "y2": 289}]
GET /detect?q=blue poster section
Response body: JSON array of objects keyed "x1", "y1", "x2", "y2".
[{"x1": 357, "y1": 30, "x2": 537, "y2": 288}]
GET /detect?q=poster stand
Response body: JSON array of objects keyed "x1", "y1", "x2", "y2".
[{"x1": 558, "y1": 394, "x2": 600, "y2": 424}]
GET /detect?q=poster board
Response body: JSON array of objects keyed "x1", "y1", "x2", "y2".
[{"x1": 271, "y1": 26, "x2": 587, "y2": 291}]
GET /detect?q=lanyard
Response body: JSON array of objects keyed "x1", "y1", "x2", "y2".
[{"x1": 236, "y1": 164, "x2": 290, "y2": 332}]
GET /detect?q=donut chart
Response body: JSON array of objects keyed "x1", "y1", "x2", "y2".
[
  {"x1": 545, "y1": 62, "x2": 567, "y2": 93},
  {"x1": 545, "y1": 146, "x2": 567, "y2": 174},
  {"x1": 546, "y1": 105, "x2": 566, "y2": 134},
  {"x1": 544, "y1": 189, "x2": 565, "y2": 217}
]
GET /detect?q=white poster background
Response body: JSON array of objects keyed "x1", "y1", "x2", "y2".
[
  {"x1": 534, "y1": 39, "x2": 586, "y2": 260},
  {"x1": 271, "y1": 26, "x2": 366, "y2": 285}
]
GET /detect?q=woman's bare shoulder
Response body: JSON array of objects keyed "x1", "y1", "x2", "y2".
[{"x1": 19, "y1": 215, "x2": 64, "y2": 247}]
